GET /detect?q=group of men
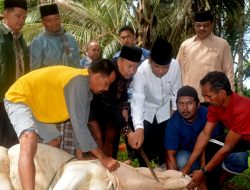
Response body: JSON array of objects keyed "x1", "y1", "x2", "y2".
[{"x1": 0, "y1": 0, "x2": 249, "y2": 190}]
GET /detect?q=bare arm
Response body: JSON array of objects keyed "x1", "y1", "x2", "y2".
[
  {"x1": 200, "y1": 151, "x2": 206, "y2": 168},
  {"x1": 204, "y1": 130, "x2": 242, "y2": 172},
  {"x1": 182, "y1": 121, "x2": 216, "y2": 174},
  {"x1": 186, "y1": 130, "x2": 242, "y2": 190},
  {"x1": 166, "y1": 150, "x2": 178, "y2": 170}
]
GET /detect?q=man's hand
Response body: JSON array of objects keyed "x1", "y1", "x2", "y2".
[
  {"x1": 102, "y1": 157, "x2": 120, "y2": 172},
  {"x1": 90, "y1": 148, "x2": 120, "y2": 172},
  {"x1": 128, "y1": 128, "x2": 144, "y2": 149},
  {"x1": 181, "y1": 165, "x2": 190, "y2": 177},
  {"x1": 186, "y1": 170, "x2": 206, "y2": 190}
]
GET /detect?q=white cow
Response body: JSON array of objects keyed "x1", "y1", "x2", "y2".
[{"x1": 0, "y1": 144, "x2": 191, "y2": 190}]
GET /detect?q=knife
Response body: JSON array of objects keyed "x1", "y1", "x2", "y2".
[{"x1": 137, "y1": 147, "x2": 160, "y2": 182}]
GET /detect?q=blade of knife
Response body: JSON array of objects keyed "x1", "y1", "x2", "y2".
[{"x1": 137, "y1": 147, "x2": 160, "y2": 182}]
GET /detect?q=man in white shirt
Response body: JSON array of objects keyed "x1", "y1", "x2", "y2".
[{"x1": 130, "y1": 38, "x2": 182, "y2": 166}]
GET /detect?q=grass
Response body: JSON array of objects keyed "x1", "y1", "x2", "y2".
[{"x1": 117, "y1": 136, "x2": 250, "y2": 189}]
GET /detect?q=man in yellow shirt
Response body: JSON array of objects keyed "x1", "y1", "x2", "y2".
[
  {"x1": 4, "y1": 59, "x2": 119, "y2": 190},
  {"x1": 176, "y1": 10, "x2": 234, "y2": 102}
]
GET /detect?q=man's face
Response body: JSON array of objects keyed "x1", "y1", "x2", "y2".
[
  {"x1": 3, "y1": 7, "x2": 27, "y2": 33},
  {"x1": 86, "y1": 42, "x2": 100, "y2": 61},
  {"x1": 89, "y1": 71, "x2": 116, "y2": 94},
  {"x1": 201, "y1": 83, "x2": 225, "y2": 106},
  {"x1": 119, "y1": 30, "x2": 135, "y2": 46},
  {"x1": 42, "y1": 14, "x2": 61, "y2": 33},
  {"x1": 117, "y1": 58, "x2": 139, "y2": 79},
  {"x1": 177, "y1": 96, "x2": 199, "y2": 122},
  {"x1": 194, "y1": 21, "x2": 213, "y2": 40},
  {"x1": 149, "y1": 59, "x2": 170, "y2": 78}
]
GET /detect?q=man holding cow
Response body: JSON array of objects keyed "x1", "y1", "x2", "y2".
[
  {"x1": 183, "y1": 72, "x2": 250, "y2": 190},
  {"x1": 165, "y1": 85, "x2": 249, "y2": 189},
  {"x1": 4, "y1": 60, "x2": 120, "y2": 190}
]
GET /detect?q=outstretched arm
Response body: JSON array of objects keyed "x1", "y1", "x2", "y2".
[
  {"x1": 182, "y1": 121, "x2": 216, "y2": 175},
  {"x1": 185, "y1": 130, "x2": 242, "y2": 190}
]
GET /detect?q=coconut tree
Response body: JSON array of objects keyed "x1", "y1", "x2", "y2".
[{"x1": 22, "y1": 0, "x2": 250, "y2": 90}]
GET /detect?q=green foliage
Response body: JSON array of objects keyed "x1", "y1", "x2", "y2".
[
  {"x1": 0, "y1": 0, "x2": 3, "y2": 13},
  {"x1": 22, "y1": 0, "x2": 135, "y2": 59},
  {"x1": 243, "y1": 87, "x2": 250, "y2": 97},
  {"x1": 117, "y1": 136, "x2": 139, "y2": 167}
]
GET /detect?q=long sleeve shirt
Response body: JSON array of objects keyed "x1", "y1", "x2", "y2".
[
  {"x1": 30, "y1": 32, "x2": 80, "y2": 70},
  {"x1": 131, "y1": 59, "x2": 182, "y2": 130},
  {"x1": 0, "y1": 24, "x2": 29, "y2": 102},
  {"x1": 176, "y1": 33, "x2": 234, "y2": 101},
  {"x1": 96, "y1": 61, "x2": 130, "y2": 129}
]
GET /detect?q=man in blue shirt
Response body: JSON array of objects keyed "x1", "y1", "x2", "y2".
[
  {"x1": 165, "y1": 86, "x2": 212, "y2": 171},
  {"x1": 80, "y1": 41, "x2": 101, "y2": 68},
  {"x1": 113, "y1": 26, "x2": 150, "y2": 62}
]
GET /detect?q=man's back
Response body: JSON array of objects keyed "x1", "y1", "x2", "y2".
[
  {"x1": 5, "y1": 66, "x2": 89, "y2": 123},
  {"x1": 207, "y1": 92, "x2": 250, "y2": 141}
]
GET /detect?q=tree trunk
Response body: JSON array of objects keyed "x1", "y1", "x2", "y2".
[
  {"x1": 236, "y1": 4, "x2": 245, "y2": 94},
  {"x1": 136, "y1": 0, "x2": 153, "y2": 49}
]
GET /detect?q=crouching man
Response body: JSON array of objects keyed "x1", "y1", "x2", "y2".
[{"x1": 182, "y1": 72, "x2": 249, "y2": 190}]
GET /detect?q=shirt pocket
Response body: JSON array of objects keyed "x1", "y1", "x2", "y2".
[
  {"x1": 161, "y1": 81, "x2": 172, "y2": 96},
  {"x1": 204, "y1": 48, "x2": 222, "y2": 69},
  {"x1": 206, "y1": 48, "x2": 221, "y2": 60}
]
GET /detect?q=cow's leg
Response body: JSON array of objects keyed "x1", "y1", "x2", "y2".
[
  {"x1": 54, "y1": 160, "x2": 113, "y2": 190},
  {"x1": 19, "y1": 131, "x2": 38, "y2": 190}
]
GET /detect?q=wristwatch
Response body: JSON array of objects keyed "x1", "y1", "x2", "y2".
[{"x1": 201, "y1": 167, "x2": 209, "y2": 176}]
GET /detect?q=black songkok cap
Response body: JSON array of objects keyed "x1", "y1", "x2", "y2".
[
  {"x1": 4, "y1": 0, "x2": 27, "y2": 11},
  {"x1": 39, "y1": 4, "x2": 59, "y2": 18},
  {"x1": 120, "y1": 46, "x2": 142, "y2": 63},
  {"x1": 194, "y1": 10, "x2": 213, "y2": 22},
  {"x1": 177, "y1": 85, "x2": 199, "y2": 101},
  {"x1": 150, "y1": 38, "x2": 172, "y2": 65}
]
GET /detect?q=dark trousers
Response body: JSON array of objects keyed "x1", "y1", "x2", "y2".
[
  {"x1": 205, "y1": 134, "x2": 250, "y2": 190},
  {"x1": 0, "y1": 102, "x2": 19, "y2": 148},
  {"x1": 138, "y1": 117, "x2": 167, "y2": 167}
]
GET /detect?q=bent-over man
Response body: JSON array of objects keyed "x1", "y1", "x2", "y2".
[{"x1": 4, "y1": 59, "x2": 119, "y2": 190}]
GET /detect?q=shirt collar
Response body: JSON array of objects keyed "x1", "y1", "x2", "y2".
[
  {"x1": 193, "y1": 33, "x2": 214, "y2": 42},
  {"x1": 2, "y1": 22, "x2": 21, "y2": 38},
  {"x1": 85, "y1": 55, "x2": 93, "y2": 63}
]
